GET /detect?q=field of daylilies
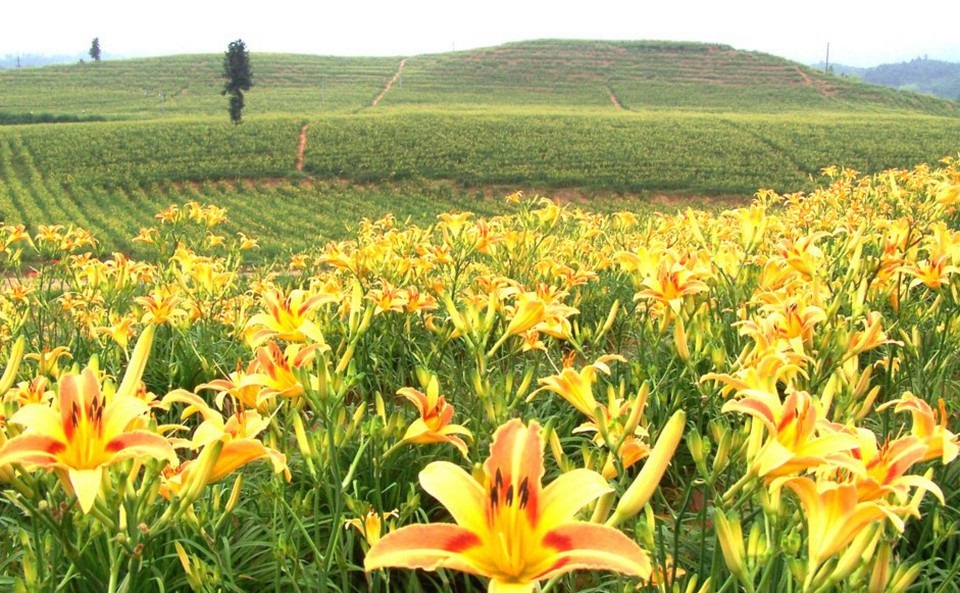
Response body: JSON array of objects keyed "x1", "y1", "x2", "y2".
[{"x1": 2, "y1": 156, "x2": 960, "y2": 593}]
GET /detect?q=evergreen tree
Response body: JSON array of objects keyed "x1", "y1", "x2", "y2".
[
  {"x1": 89, "y1": 37, "x2": 101, "y2": 62},
  {"x1": 222, "y1": 39, "x2": 253, "y2": 124}
]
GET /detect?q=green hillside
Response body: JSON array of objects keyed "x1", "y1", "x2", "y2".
[{"x1": 1, "y1": 40, "x2": 956, "y2": 118}]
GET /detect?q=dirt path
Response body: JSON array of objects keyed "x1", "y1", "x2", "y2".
[
  {"x1": 296, "y1": 124, "x2": 308, "y2": 172},
  {"x1": 372, "y1": 59, "x2": 406, "y2": 107},
  {"x1": 607, "y1": 85, "x2": 623, "y2": 109},
  {"x1": 794, "y1": 66, "x2": 834, "y2": 98}
]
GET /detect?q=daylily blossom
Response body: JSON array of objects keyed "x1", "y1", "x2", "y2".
[
  {"x1": 159, "y1": 390, "x2": 288, "y2": 501},
  {"x1": 0, "y1": 367, "x2": 177, "y2": 513},
  {"x1": 396, "y1": 374, "x2": 472, "y2": 457},
  {"x1": 776, "y1": 476, "x2": 903, "y2": 577},
  {"x1": 634, "y1": 260, "x2": 709, "y2": 316},
  {"x1": 845, "y1": 429, "x2": 943, "y2": 505},
  {"x1": 196, "y1": 358, "x2": 272, "y2": 412},
  {"x1": 880, "y1": 394, "x2": 960, "y2": 464},
  {"x1": 365, "y1": 418, "x2": 652, "y2": 591},
  {"x1": 345, "y1": 506, "x2": 399, "y2": 547},
  {"x1": 243, "y1": 288, "x2": 333, "y2": 347},
  {"x1": 531, "y1": 354, "x2": 626, "y2": 418},
  {"x1": 722, "y1": 389, "x2": 859, "y2": 480},
  {"x1": 135, "y1": 289, "x2": 187, "y2": 326}
]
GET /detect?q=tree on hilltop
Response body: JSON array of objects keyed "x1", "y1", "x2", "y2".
[
  {"x1": 89, "y1": 37, "x2": 101, "y2": 61},
  {"x1": 222, "y1": 39, "x2": 253, "y2": 124}
]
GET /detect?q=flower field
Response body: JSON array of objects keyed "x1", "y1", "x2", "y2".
[{"x1": 1, "y1": 157, "x2": 960, "y2": 592}]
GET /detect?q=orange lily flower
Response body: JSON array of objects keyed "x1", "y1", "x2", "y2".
[
  {"x1": 397, "y1": 375, "x2": 472, "y2": 457},
  {"x1": 93, "y1": 313, "x2": 137, "y2": 351},
  {"x1": 4, "y1": 376, "x2": 54, "y2": 407},
  {"x1": 503, "y1": 292, "x2": 546, "y2": 338},
  {"x1": 0, "y1": 367, "x2": 177, "y2": 513},
  {"x1": 254, "y1": 341, "x2": 325, "y2": 401},
  {"x1": 135, "y1": 289, "x2": 187, "y2": 326},
  {"x1": 573, "y1": 389, "x2": 650, "y2": 479},
  {"x1": 364, "y1": 419, "x2": 652, "y2": 591},
  {"x1": 900, "y1": 255, "x2": 959, "y2": 290},
  {"x1": 846, "y1": 429, "x2": 943, "y2": 505},
  {"x1": 25, "y1": 346, "x2": 72, "y2": 379},
  {"x1": 196, "y1": 358, "x2": 272, "y2": 412},
  {"x1": 367, "y1": 281, "x2": 409, "y2": 315}
]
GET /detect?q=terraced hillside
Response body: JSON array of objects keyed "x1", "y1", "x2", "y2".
[
  {"x1": 1, "y1": 40, "x2": 955, "y2": 118},
  {"x1": 387, "y1": 40, "x2": 956, "y2": 113}
]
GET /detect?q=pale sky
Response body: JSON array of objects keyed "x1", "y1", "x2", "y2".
[{"x1": 2, "y1": 0, "x2": 958, "y2": 67}]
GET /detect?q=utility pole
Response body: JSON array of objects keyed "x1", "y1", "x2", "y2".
[{"x1": 824, "y1": 42, "x2": 830, "y2": 74}]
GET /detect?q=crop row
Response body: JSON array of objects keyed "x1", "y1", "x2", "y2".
[
  {"x1": 8, "y1": 118, "x2": 301, "y2": 185},
  {"x1": 1, "y1": 110, "x2": 958, "y2": 259}
]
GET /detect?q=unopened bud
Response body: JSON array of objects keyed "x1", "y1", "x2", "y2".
[{"x1": 607, "y1": 410, "x2": 685, "y2": 527}]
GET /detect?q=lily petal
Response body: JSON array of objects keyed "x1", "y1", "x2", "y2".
[
  {"x1": 68, "y1": 466, "x2": 104, "y2": 514},
  {"x1": 535, "y1": 522, "x2": 652, "y2": 581},
  {"x1": 538, "y1": 469, "x2": 612, "y2": 528},
  {"x1": 419, "y1": 461, "x2": 487, "y2": 535},
  {"x1": 363, "y1": 523, "x2": 483, "y2": 576}
]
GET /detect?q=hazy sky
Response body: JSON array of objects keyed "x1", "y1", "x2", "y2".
[{"x1": 2, "y1": 0, "x2": 958, "y2": 67}]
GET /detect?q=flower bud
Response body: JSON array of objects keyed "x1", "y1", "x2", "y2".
[{"x1": 607, "y1": 410, "x2": 685, "y2": 527}]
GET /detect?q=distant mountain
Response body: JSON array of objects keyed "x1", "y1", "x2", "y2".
[
  {"x1": 814, "y1": 57, "x2": 960, "y2": 101},
  {"x1": 1, "y1": 53, "x2": 83, "y2": 68},
  {"x1": 0, "y1": 53, "x2": 125, "y2": 68}
]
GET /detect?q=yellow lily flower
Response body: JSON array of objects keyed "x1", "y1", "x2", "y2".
[
  {"x1": 503, "y1": 292, "x2": 546, "y2": 338},
  {"x1": 25, "y1": 346, "x2": 72, "y2": 379},
  {"x1": 159, "y1": 390, "x2": 288, "y2": 501},
  {"x1": 345, "y1": 506, "x2": 399, "y2": 548},
  {"x1": 776, "y1": 476, "x2": 903, "y2": 577},
  {"x1": 196, "y1": 359, "x2": 272, "y2": 412},
  {"x1": 722, "y1": 389, "x2": 859, "y2": 480},
  {"x1": 135, "y1": 289, "x2": 187, "y2": 326},
  {"x1": 254, "y1": 341, "x2": 325, "y2": 401},
  {"x1": 0, "y1": 367, "x2": 177, "y2": 513},
  {"x1": 879, "y1": 393, "x2": 960, "y2": 464},
  {"x1": 243, "y1": 288, "x2": 333, "y2": 347},
  {"x1": 532, "y1": 354, "x2": 626, "y2": 419},
  {"x1": 634, "y1": 260, "x2": 708, "y2": 316},
  {"x1": 846, "y1": 429, "x2": 943, "y2": 505},
  {"x1": 364, "y1": 418, "x2": 652, "y2": 591}
]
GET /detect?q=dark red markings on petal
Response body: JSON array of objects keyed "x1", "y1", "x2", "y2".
[
  {"x1": 45, "y1": 440, "x2": 67, "y2": 456},
  {"x1": 105, "y1": 439, "x2": 126, "y2": 453},
  {"x1": 542, "y1": 530, "x2": 574, "y2": 552},
  {"x1": 442, "y1": 530, "x2": 482, "y2": 553}
]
